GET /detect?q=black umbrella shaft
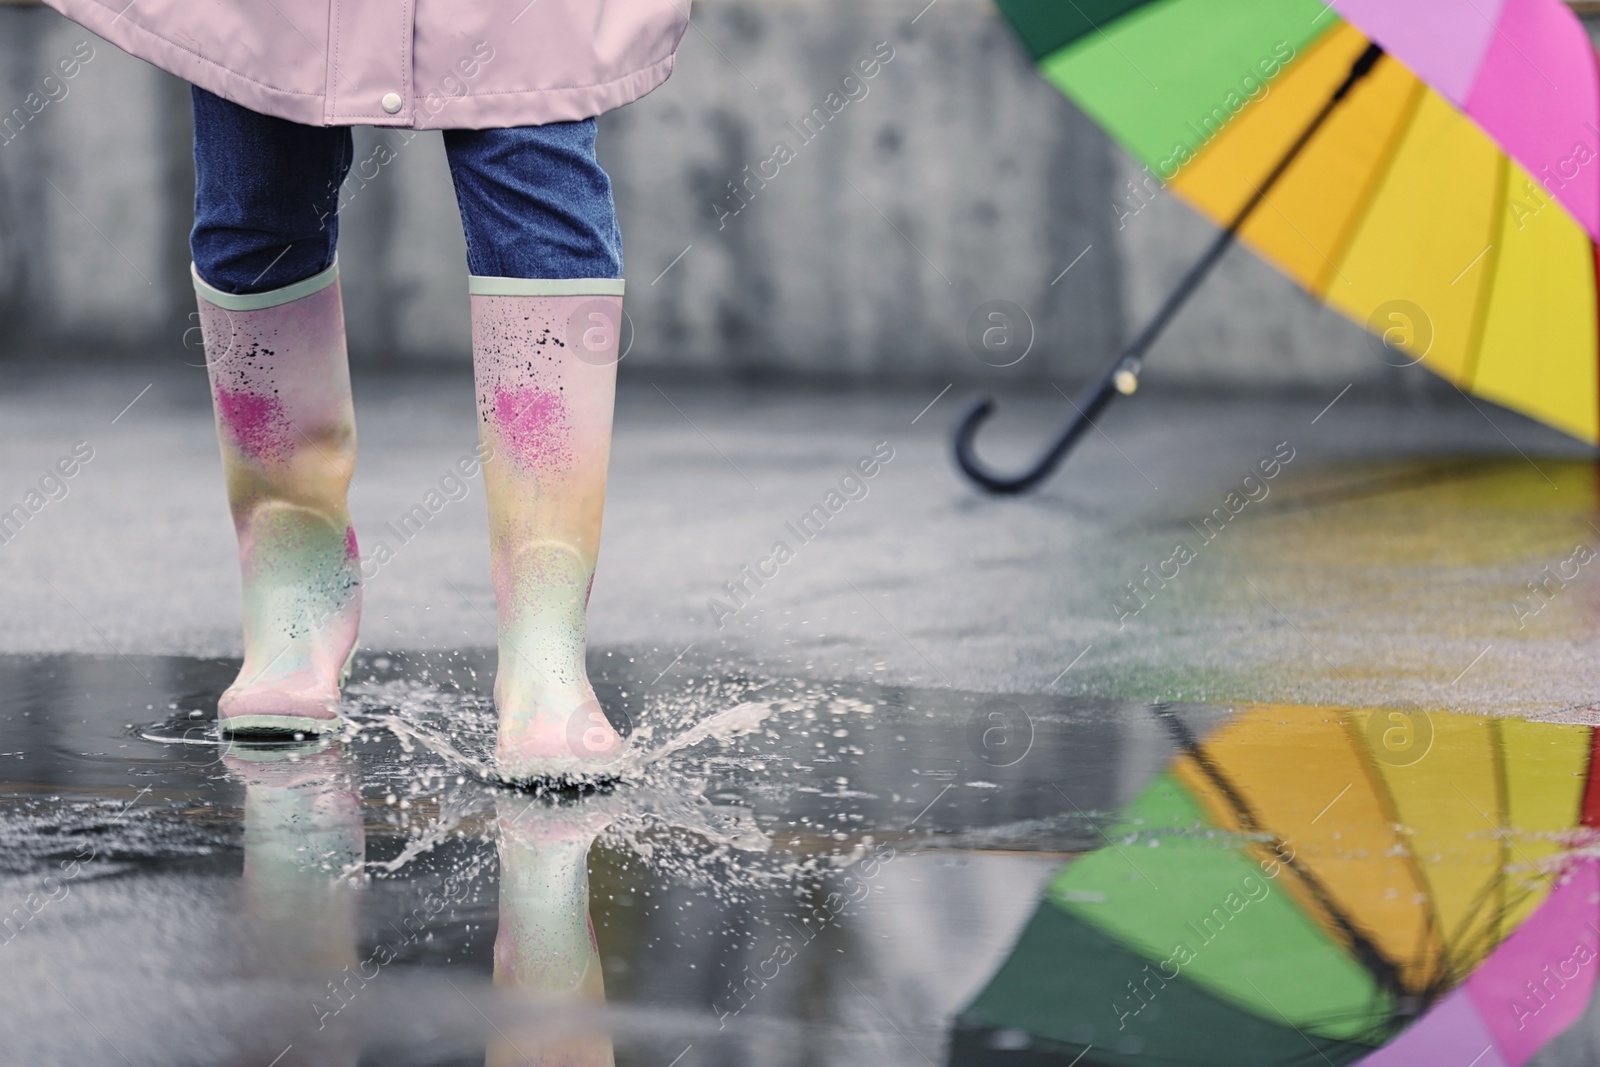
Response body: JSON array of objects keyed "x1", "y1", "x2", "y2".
[
  {"x1": 953, "y1": 41, "x2": 1386, "y2": 496},
  {"x1": 1122, "y1": 41, "x2": 1385, "y2": 370}
]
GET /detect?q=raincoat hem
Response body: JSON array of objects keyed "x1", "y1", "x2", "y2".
[{"x1": 39, "y1": 0, "x2": 679, "y2": 130}]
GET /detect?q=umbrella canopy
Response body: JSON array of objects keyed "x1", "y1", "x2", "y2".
[
  {"x1": 995, "y1": 0, "x2": 1600, "y2": 442},
  {"x1": 952, "y1": 707, "x2": 1600, "y2": 1064}
]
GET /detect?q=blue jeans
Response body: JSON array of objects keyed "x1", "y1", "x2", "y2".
[{"x1": 189, "y1": 87, "x2": 623, "y2": 294}]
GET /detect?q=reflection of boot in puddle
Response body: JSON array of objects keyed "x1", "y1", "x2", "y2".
[
  {"x1": 226, "y1": 739, "x2": 364, "y2": 983},
  {"x1": 489, "y1": 798, "x2": 614, "y2": 1067}
]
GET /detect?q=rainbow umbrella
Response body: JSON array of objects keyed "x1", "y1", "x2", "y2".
[
  {"x1": 956, "y1": 0, "x2": 1600, "y2": 494},
  {"x1": 950, "y1": 706, "x2": 1600, "y2": 1064}
]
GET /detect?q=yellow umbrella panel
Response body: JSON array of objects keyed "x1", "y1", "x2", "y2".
[{"x1": 1166, "y1": 21, "x2": 1599, "y2": 442}]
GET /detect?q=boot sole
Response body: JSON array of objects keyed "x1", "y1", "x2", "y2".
[
  {"x1": 220, "y1": 713, "x2": 343, "y2": 739},
  {"x1": 495, "y1": 759, "x2": 623, "y2": 791}
]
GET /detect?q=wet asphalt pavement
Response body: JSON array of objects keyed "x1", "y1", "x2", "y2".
[{"x1": 5, "y1": 362, "x2": 1600, "y2": 1064}]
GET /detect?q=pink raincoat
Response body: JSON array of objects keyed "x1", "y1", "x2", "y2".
[{"x1": 40, "y1": 0, "x2": 689, "y2": 129}]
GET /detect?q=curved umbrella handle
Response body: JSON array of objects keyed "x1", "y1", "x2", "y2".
[{"x1": 953, "y1": 355, "x2": 1137, "y2": 495}]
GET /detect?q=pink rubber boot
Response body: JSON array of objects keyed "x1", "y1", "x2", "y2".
[
  {"x1": 470, "y1": 277, "x2": 626, "y2": 784},
  {"x1": 195, "y1": 262, "x2": 361, "y2": 737}
]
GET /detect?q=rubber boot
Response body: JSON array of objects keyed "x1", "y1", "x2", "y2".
[
  {"x1": 195, "y1": 262, "x2": 361, "y2": 737},
  {"x1": 470, "y1": 277, "x2": 625, "y2": 783},
  {"x1": 489, "y1": 796, "x2": 615, "y2": 1066}
]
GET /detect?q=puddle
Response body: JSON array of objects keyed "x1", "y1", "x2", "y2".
[{"x1": 3, "y1": 653, "x2": 1600, "y2": 1064}]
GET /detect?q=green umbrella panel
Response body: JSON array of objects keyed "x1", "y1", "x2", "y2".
[{"x1": 955, "y1": 772, "x2": 1395, "y2": 1064}]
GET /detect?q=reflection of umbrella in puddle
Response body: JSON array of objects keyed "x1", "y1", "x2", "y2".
[
  {"x1": 1358, "y1": 855, "x2": 1599, "y2": 1066},
  {"x1": 951, "y1": 705, "x2": 1600, "y2": 1064}
]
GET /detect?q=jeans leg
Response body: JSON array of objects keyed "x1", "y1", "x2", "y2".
[
  {"x1": 191, "y1": 87, "x2": 353, "y2": 295},
  {"x1": 442, "y1": 120, "x2": 623, "y2": 280}
]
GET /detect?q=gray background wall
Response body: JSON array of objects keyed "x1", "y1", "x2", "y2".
[{"x1": 0, "y1": 0, "x2": 1442, "y2": 389}]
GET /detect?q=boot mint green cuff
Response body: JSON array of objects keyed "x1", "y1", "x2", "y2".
[
  {"x1": 192, "y1": 260, "x2": 340, "y2": 311},
  {"x1": 468, "y1": 276, "x2": 625, "y2": 297}
]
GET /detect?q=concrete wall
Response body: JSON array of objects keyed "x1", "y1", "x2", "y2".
[
  {"x1": 0, "y1": 9, "x2": 192, "y2": 353},
  {"x1": 0, "y1": 0, "x2": 1396, "y2": 388}
]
